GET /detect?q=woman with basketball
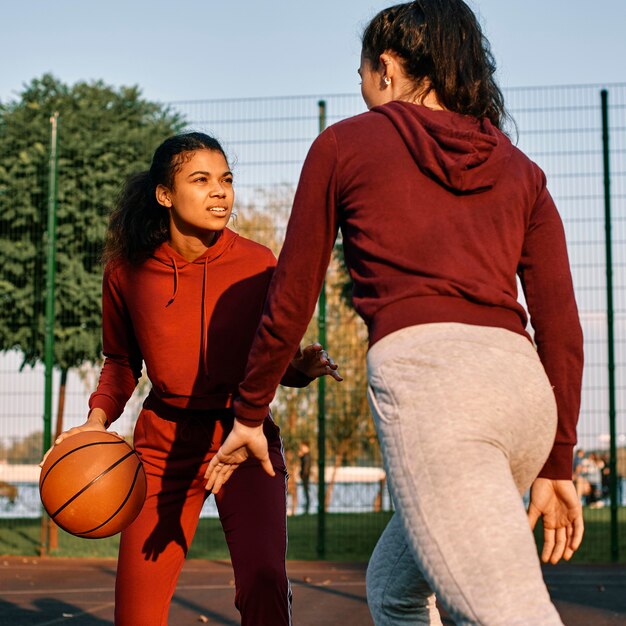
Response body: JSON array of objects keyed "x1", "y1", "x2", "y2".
[
  {"x1": 47, "y1": 132, "x2": 341, "y2": 626},
  {"x1": 206, "y1": 1, "x2": 584, "y2": 624}
]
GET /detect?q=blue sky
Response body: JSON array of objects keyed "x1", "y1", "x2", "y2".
[{"x1": 1, "y1": 0, "x2": 625, "y2": 105}]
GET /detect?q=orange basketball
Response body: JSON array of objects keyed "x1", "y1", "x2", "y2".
[{"x1": 39, "y1": 430, "x2": 147, "y2": 539}]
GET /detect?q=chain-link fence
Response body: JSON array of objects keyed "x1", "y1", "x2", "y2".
[{"x1": 0, "y1": 81, "x2": 624, "y2": 562}]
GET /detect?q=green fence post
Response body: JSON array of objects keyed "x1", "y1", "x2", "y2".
[
  {"x1": 317, "y1": 99, "x2": 327, "y2": 559},
  {"x1": 600, "y1": 89, "x2": 618, "y2": 563},
  {"x1": 41, "y1": 112, "x2": 59, "y2": 557},
  {"x1": 43, "y1": 112, "x2": 59, "y2": 457},
  {"x1": 43, "y1": 113, "x2": 59, "y2": 452}
]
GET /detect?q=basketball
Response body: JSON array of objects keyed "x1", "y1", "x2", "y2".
[{"x1": 39, "y1": 430, "x2": 147, "y2": 539}]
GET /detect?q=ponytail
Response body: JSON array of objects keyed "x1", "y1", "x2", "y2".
[{"x1": 102, "y1": 171, "x2": 169, "y2": 266}]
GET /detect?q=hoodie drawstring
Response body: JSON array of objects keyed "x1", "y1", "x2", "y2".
[
  {"x1": 164, "y1": 252, "x2": 210, "y2": 376},
  {"x1": 166, "y1": 257, "x2": 179, "y2": 307},
  {"x1": 201, "y1": 257, "x2": 209, "y2": 376}
]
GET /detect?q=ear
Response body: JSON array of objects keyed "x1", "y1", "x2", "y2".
[
  {"x1": 156, "y1": 184, "x2": 172, "y2": 208},
  {"x1": 379, "y1": 51, "x2": 403, "y2": 82}
]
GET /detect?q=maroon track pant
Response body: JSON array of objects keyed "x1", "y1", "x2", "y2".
[{"x1": 114, "y1": 407, "x2": 291, "y2": 626}]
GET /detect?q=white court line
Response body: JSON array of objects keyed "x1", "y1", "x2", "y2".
[
  {"x1": 3, "y1": 581, "x2": 366, "y2": 596},
  {"x1": 3, "y1": 587, "x2": 115, "y2": 596}
]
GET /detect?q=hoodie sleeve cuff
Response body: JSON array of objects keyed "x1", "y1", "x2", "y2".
[
  {"x1": 233, "y1": 396, "x2": 269, "y2": 426},
  {"x1": 537, "y1": 443, "x2": 574, "y2": 480},
  {"x1": 279, "y1": 363, "x2": 315, "y2": 388}
]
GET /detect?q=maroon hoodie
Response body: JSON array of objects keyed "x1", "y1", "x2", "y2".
[
  {"x1": 235, "y1": 101, "x2": 583, "y2": 480},
  {"x1": 89, "y1": 228, "x2": 310, "y2": 423}
]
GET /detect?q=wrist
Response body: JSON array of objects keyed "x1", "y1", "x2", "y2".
[
  {"x1": 88, "y1": 408, "x2": 108, "y2": 428},
  {"x1": 234, "y1": 417, "x2": 264, "y2": 431}
]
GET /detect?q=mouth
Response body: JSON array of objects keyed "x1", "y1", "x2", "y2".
[{"x1": 208, "y1": 207, "x2": 228, "y2": 215}]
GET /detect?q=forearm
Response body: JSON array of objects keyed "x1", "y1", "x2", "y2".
[{"x1": 235, "y1": 130, "x2": 340, "y2": 423}]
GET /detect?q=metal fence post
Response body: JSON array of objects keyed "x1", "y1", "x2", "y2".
[
  {"x1": 600, "y1": 89, "x2": 618, "y2": 563},
  {"x1": 41, "y1": 112, "x2": 59, "y2": 556},
  {"x1": 317, "y1": 99, "x2": 327, "y2": 559},
  {"x1": 43, "y1": 112, "x2": 59, "y2": 456}
]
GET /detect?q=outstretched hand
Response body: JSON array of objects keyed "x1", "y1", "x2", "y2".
[
  {"x1": 204, "y1": 419, "x2": 275, "y2": 494},
  {"x1": 527, "y1": 478, "x2": 584, "y2": 564},
  {"x1": 291, "y1": 342, "x2": 343, "y2": 382}
]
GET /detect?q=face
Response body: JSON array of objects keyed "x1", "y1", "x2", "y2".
[
  {"x1": 359, "y1": 52, "x2": 392, "y2": 110},
  {"x1": 157, "y1": 149, "x2": 234, "y2": 245}
]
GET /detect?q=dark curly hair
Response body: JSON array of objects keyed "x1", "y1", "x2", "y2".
[
  {"x1": 103, "y1": 132, "x2": 227, "y2": 265},
  {"x1": 361, "y1": 0, "x2": 510, "y2": 130}
]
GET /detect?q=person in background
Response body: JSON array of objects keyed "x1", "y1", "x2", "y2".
[
  {"x1": 298, "y1": 441, "x2": 312, "y2": 514},
  {"x1": 44, "y1": 132, "x2": 342, "y2": 626},
  {"x1": 206, "y1": 1, "x2": 585, "y2": 624},
  {"x1": 573, "y1": 448, "x2": 589, "y2": 503}
]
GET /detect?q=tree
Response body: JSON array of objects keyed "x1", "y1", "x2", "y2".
[{"x1": 0, "y1": 74, "x2": 185, "y2": 372}]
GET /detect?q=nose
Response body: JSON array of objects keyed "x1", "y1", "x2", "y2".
[{"x1": 209, "y1": 184, "x2": 226, "y2": 198}]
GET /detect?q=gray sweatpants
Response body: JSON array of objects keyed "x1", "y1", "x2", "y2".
[{"x1": 366, "y1": 323, "x2": 564, "y2": 626}]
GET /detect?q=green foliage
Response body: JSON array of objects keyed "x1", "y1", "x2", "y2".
[{"x1": 0, "y1": 74, "x2": 185, "y2": 369}]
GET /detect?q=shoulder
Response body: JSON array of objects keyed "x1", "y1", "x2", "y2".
[
  {"x1": 228, "y1": 229, "x2": 277, "y2": 266},
  {"x1": 506, "y1": 140, "x2": 544, "y2": 180},
  {"x1": 305, "y1": 111, "x2": 396, "y2": 172},
  {"x1": 103, "y1": 258, "x2": 128, "y2": 284},
  {"x1": 329, "y1": 110, "x2": 386, "y2": 136}
]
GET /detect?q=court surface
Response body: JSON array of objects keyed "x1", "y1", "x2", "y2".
[{"x1": 1, "y1": 557, "x2": 625, "y2": 625}]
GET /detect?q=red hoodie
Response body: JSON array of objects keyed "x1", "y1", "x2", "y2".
[
  {"x1": 235, "y1": 101, "x2": 583, "y2": 480},
  {"x1": 89, "y1": 228, "x2": 310, "y2": 423}
]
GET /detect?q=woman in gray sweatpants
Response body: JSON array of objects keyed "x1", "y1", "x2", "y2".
[
  {"x1": 357, "y1": 3, "x2": 585, "y2": 625},
  {"x1": 367, "y1": 325, "x2": 567, "y2": 625},
  {"x1": 207, "y1": 2, "x2": 585, "y2": 625}
]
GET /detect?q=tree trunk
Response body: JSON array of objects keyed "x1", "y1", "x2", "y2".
[{"x1": 286, "y1": 404, "x2": 298, "y2": 515}]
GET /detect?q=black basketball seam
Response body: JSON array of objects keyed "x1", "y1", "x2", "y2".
[
  {"x1": 74, "y1": 461, "x2": 145, "y2": 537},
  {"x1": 48, "y1": 450, "x2": 137, "y2": 519},
  {"x1": 40, "y1": 437, "x2": 126, "y2": 491}
]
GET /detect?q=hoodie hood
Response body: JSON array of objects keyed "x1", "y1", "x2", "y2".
[
  {"x1": 151, "y1": 227, "x2": 238, "y2": 269},
  {"x1": 373, "y1": 101, "x2": 513, "y2": 193}
]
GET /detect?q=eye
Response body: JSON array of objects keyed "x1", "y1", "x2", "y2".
[
  {"x1": 193, "y1": 176, "x2": 207, "y2": 183},
  {"x1": 223, "y1": 177, "x2": 234, "y2": 185}
]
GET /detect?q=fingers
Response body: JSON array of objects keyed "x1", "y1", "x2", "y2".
[
  {"x1": 320, "y1": 351, "x2": 344, "y2": 381},
  {"x1": 204, "y1": 455, "x2": 223, "y2": 492},
  {"x1": 39, "y1": 447, "x2": 53, "y2": 468},
  {"x1": 550, "y1": 526, "x2": 568, "y2": 564},
  {"x1": 260, "y1": 456, "x2": 276, "y2": 478},
  {"x1": 563, "y1": 515, "x2": 585, "y2": 561},
  {"x1": 327, "y1": 367, "x2": 344, "y2": 382},
  {"x1": 527, "y1": 504, "x2": 540, "y2": 530},
  {"x1": 204, "y1": 452, "x2": 243, "y2": 494},
  {"x1": 205, "y1": 455, "x2": 275, "y2": 494},
  {"x1": 210, "y1": 464, "x2": 237, "y2": 495},
  {"x1": 303, "y1": 343, "x2": 323, "y2": 356},
  {"x1": 563, "y1": 524, "x2": 575, "y2": 561},
  {"x1": 541, "y1": 527, "x2": 555, "y2": 563},
  {"x1": 40, "y1": 425, "x2": 98, "y2": 466}
]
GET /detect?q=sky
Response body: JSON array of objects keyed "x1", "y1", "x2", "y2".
[{"x1": 1, "y1": 0, "x2": 625, "y2": 106}]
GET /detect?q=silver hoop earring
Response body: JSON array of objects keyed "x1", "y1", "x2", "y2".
[{"x1": 383, "y1": 77, "x2": 391, "y2": 86}]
